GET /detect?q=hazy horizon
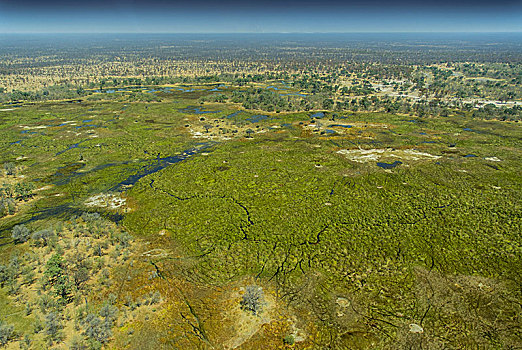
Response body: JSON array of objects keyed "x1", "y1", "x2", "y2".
[{"x1": 1, "y1": 0, "x2": 520, "y2": 33}]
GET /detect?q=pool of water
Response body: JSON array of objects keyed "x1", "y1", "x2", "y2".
[
  {"x1": 246, "y1": 115, "x2": 269, "y2": 123},
  {"x1": 94, "y1": 89, "x2": 116, "y2": 93},
  {"x1": 280, "y1": 93, "x2": 307, "y2": 97},
  {"x1": 178, "y1": 106, "x2": 220, "y2": 114},
  {"x1": 75, "y1": 124, "x2": 106, "y2": 129},
  {"x1": 376, "y1": 161, "x2": 403, "y2": 169},
  {"x1": 225, "y1": 111, "x2": 243, "y2": 119}
]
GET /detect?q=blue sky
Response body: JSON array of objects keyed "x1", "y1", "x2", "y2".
[{"x1": 0, "y1": 0, "x2": 520, "y2": 33}]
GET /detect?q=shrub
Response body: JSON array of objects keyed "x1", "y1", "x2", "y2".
[
  {"x1": 283, "y1": 334, "x2": 295, "y2": 345},
  {"x1": 44, "y1": 312, "x2": 62, "y2": 341},
  {"x1": 82, "y1": 314, "x2": 111, "y2": 344},
  {"x1": 0, "y1": 321, "x2": 14, "y2": 346},
  {"x1": 12, "y1": 224, "x2": 31, "y2": 243},
  {"x1": 32, "y1": 229, "x2": 54, "y2": 247},
  {"x1": 240, "y1": 286, "x2": 264, "y2": 315},
  {"x1": 3, "y1": 162, "x2": 16, "y2": 176}
]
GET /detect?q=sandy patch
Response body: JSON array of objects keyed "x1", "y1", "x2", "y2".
[
  {"x1": 337, "y1": 148, "x2": 441, "y2": 163},
  {"x1": 21, "y1": 125, "x2": 48, "y2": 130},
  {"x1": 84, "y1": 193, "x2": 126, "y2": 209},
  {"x1": 224, "y1": 286, "x2": 276, "y2": 349}
]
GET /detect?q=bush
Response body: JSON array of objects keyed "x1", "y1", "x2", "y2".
[
  {"x1": 0, "y1": 321, "x2": 14, "y2": 346},
  {"x1": 0, "y1": 265, "x2": 8, "y2": 286},
  {"x1": 0, "y1": 196, "x2": 16, "y2": 217},
  {"x1": 44, "y1": 312, "x2": 62, "y2": 341},
  {"x1": 3, "y1": 162, "x2": 16, "y2": 176},
  {"x1": 32, "y1": 229, "x2": 54, "y2": 247},
  {"x1": 240, "y1": 286, "x2": 264, "y2": 315},
  {"x1": 82, "y1": 314, "x2": 112, "y2": 344},
  {"x1": 12, "y1": 224, "x2": 31, "y2": 243},
  {"x1": 283, "y1": 334, "x2": 295, "y2": 345}
]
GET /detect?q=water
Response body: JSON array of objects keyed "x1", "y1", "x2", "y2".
[
  {"x1": 311, "y1": 112, "x2": 325, "y2": 118},
  {"x1": 94, "y1": 89, "x2": 116, "y2": 93},
  {"x1": 376, "y1": 161, "x2": 402, "y2": 169},
  {"x1": 280, "y1": 93, "x2": 307, "y2": 97},
  {"x1": 178, "y1": 106, "x2": 220, "y2": 114},
  {"x1": 225, "y1": 111, "x2": 243, "y2": 119},
  {"x1": 75, "y1": 124, "x2": 106, "y2": 129},
  {"x1": 330, "y1": 124, "x2": 353, "y2": 128},
  {"x1": 246, "y1": 115, "x2": 269, "y2": 123},
  {"x1": 56, "y1": 139, "x2": 88, "y2": 156},
  {"x1": 464, "y1": 154, "x2": 478, "y2": 158},
  {"x1": 51, "y1": 161, "x2": 131, "y2": 186},
  {"x1": 324, "y1": 129, "x2": 336, "y2": 134},
  {"x1": 110, "y1": 143, "x2": 213, "y2": 191}
]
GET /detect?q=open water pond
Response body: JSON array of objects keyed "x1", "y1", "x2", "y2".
[{"x1": 376, "y1": 160, "x2": 403, "y2": 169}]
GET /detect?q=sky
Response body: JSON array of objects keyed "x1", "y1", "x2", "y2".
[{"x1": 0, "y1": 0, "x2": 521, "y2": 33}]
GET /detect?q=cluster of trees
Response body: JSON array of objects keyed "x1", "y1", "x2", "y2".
[
  {"x1": 0, "y1": 321, "x2": 15, "y2": 347},
  {"x1": 0, "y1": 213, "x2": 141, "y2": 348},
  {"x1": 1, "y1": 163, "x2": 35, "y2": 217},
  {"x1": 0, "y1": 84, "x2": 88, "y2": 103},
  {"x1": 230, "y1": 88, "x2": 298, "y2": 112}
]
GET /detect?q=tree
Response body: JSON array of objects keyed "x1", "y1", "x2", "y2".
[
  {"x1": 69, "y1": 334, "x2": 88, "y2": 350},
  {"x1": 0, "y1": 196, "x2": 16, "y2": 217},
  {"x1": 240, "y1": 286, "x2": 264, "y2": 315},
  {"x1": 322, "y1": 98, "x2": 334, "y2": 110},
  {"x1": 82, "y1": 314, "x2": 111, "y2": 344},
  {"x1": 0, "y1": 321, "x2": 14, "y2": 346},
  {"x1": 44, "y1": 312, "x2": 62, "y2": 342},
  {"x1": 3, "y1": 162, "x2": 15, "y2": 176},
  {"x1": 32, "y1": 229, "x2": 54, "y2": 247},
  {"x1": 14, "y1": 182, "x2": 34, "y2": 201},
  {"x1": 12, "y1": 224, "x2": 31, "y2": 243},
  {"x1": 45, "y1": 254, "x2": 73, "y2": 303}
]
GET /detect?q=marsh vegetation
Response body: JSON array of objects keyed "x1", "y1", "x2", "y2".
[{"x1": 0, "y1": 34, "x2": 520, "y2": 349}]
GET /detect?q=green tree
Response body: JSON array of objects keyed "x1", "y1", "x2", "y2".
[
  {"x1": 45, "y1": 254, "x2": 73, "y2": 303},
  {"x1": 12, "y1": 224, "x2": 31, "y2": 243}
]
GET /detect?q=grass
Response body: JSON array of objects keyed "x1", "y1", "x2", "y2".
[{"x1": 0, "y1": 85, "x2": 521, "y2": 349}]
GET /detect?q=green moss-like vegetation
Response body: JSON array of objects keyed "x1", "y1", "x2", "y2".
[{"x1": 1, "y1": 85, "x2": 520, "y2": 349}]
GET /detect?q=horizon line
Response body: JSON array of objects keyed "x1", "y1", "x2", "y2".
[{"x1": 1, "y1": 31, "x2": 522, "y2": 34}]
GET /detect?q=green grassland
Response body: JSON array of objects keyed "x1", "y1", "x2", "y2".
[{"x1": 0, "y1": 87, "x2": 521, "y2": 349}]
